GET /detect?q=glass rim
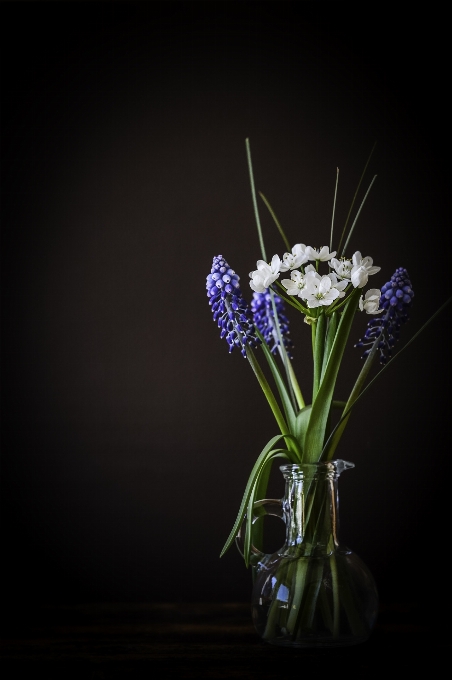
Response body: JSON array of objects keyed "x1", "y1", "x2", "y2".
[{"x1": 280, "y1": 460, "x2": 355, "y2": 475}]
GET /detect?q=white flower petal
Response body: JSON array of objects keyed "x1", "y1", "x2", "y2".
[
  {"x1": 270, "y1": 254, "x2": 281, "y2": 273},
  {"x1": 290, "y1": 244, "x2": 308, "y2": 267},
  {"x1": 360, "y1": 287, "x2": 383, "y2": 313},
  {"x1": 325, "y1": 288, "x2": 339, "y2": 302},
  {"x1": 328, "y1": 272, "x2": 338, "y2": 284},
  {"x1": 318, "y1": 276, "x2": 332, "y2": 294},
  {"x1": 263, "y1": 273, "x2": 279, "y2": 287},
  {"x1": 351, "y1": 266, "x2": 368, "y2": 288},
  {"x1": 304, "y1": 278, "x2": 318, "y2": 294},
  {"x1": 250, "y1": 279, "x2": 266, "y2": 293},
  {"x1": 293, "y1": 243, "x2": 307, "y2": 256},
  {"x1": 318, "y1": 246, "x2": 336, "y2": 261},
  {"x1": 366, "y1": 288, "x2": 381, "y2": 298},
  {"x1": 282, "y1": 281, "x2": 299, "y2": 295}
]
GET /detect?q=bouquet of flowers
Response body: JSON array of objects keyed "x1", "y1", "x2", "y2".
[{"x1": 205, "y1": 141, "x2": 450, "y2": 647}]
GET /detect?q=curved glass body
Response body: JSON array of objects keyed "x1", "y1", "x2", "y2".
[{"x1": 243, "y1": 461, "x2": 378, "y2": 647}]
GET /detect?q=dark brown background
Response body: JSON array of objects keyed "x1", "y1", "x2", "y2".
[{"x1": 1, "y1": 1, "x2": 451, "y2": 616}]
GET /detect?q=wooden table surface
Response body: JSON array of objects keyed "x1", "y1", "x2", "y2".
[{"x1": 1, "y1": 601, "x2": 447, "y2": 677}]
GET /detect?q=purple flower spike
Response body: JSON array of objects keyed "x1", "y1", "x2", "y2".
[
  {"x1": 355, "y1": 267, "x2": 414, "y2": 364},
  {"x1": 251, "y1": 292, "x2": 294, "y2": 358},
  {"x1": 206, "y1": 255, "x2": 260, "y2": 358}
]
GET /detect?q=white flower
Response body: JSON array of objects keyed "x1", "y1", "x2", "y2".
[
  {"x1": 281, "y1": 265, "x2": 317, "y2": 298},
  {"x1": 350, "y1": 266, "x2": 369, "y2": 289},
  {"x1": 350, "y1": 251, "x2": 380, "y2": 288},
  {"x1": 327, "y1": 272, "x2": 348, "y2": 297},
  {"x1": 359, "y1": 289, "x2": 383, "y2": 314},
  {"x1": 305, "y1": 246, "x2": 337, "y2": 262},
  {"x1": 281, "y1": 271, "x2": 305, "y2": 296},
  {"x1": 279, "y1": 244, "x2": 309, "y2": 272},
  {"x1": 329, "y1": 257, "x2": 353, "y2": 280},
  {"x1": 304, "y1": 274, "x2": 342, "y2": 308},
  {"x1": 249, "y1": 254, "x2": 281, "y2": 292}
]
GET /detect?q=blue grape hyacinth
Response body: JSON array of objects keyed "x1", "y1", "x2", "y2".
[
  {"x1": 355, "y1": 267, "x2": 414, "y2": 364},
  {"x1": 251, "y1": 292, "x2": 294, "y2": 358},
  {"x1": 206, "y1": 255, "x2": 260, "y2": 357}
]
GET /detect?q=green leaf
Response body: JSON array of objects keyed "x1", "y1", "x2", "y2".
[
  {"x1": 248, "y1": 454, "x2": 274, "y2": 554},
  {"x1": 219, "y1": 434, "x2": 292, "y2": 560},
  {"x1": 294, "y1": 404, "x2": 312, "y2": 453},
  {"x1": 281, "y1": 432, "x2": 303, "y2": 460},
  {"x1": 293, "y1": 401, "x2": 345, "y2": 459},
  {"x1": 244, "y1": 451, "x2": 289, "y2": 567},
  {"x1": 303, "y1": 289, "x2": 360, "y2": 463}
]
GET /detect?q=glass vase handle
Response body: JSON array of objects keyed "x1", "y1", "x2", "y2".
[{"x1": 235, "y1": 498, "x2": 284, "y2": 567}]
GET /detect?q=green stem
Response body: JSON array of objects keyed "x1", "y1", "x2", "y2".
[
  {"x1": 255, "y1": 327, "x2": 297, "y2": 433},
  {"x1": 330, "y1": 167, "x2": 339, "y2": 252},
  {"x1": 337, "y1": 141, "x2": 376, "y2": 255},
  {"x1": 269, "y1": 289, "x2": 297, "y2": 412},
  {"x1": 321, "y1": 337, "x2": 379, "y2": 462},
  {"x1": 344, "y1": 322, "x2": 381, "y2": 410},
  {"x1": 325, "y1": 285, "x2": 353, "y2": 315},
  {"x1": 262, "y1": 560, "x2": 292, "y2": 640},
  {"x1": 311, "y1": 315, "x2": 316, "y2": 357},
  {"x1": 341, "y1": 175, "x2": 377, "y2": 257},
  {"x1": 321, "y1": 312, "x2": 339, "y2": 382},
  {"x1": 246, "y1": 347, "x2": 295, "y2": 450},
  {"x1": 286, "y1": 559, "x2": 309, "y2": 635},
  {"x1": 330, "y1": 552, "x2": 340, "y2": 638},
  {"x1": 246, "y1": 138, "x2": 266, "y2": 261},
  {"x1": 313, "y1": 312, "x2": 326, "y2": 401}
]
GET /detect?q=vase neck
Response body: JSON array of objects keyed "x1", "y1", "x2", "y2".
[{"x1": 280, "y1": 461, "x2": 353, "y2": 555}]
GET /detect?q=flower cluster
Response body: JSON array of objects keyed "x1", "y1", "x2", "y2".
[
  {"x1": 206, "y1": 255, "x2": 260, "y2": 357},
  {"x1": 249, "y1": 245, "x2": 381, "y2": 313},
  {"x1": 251, "y1": 292, "x2": 293, "y2": 357},
  {"x1": 355, "y1": 267, "x2": 414, "y2": 364}
]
